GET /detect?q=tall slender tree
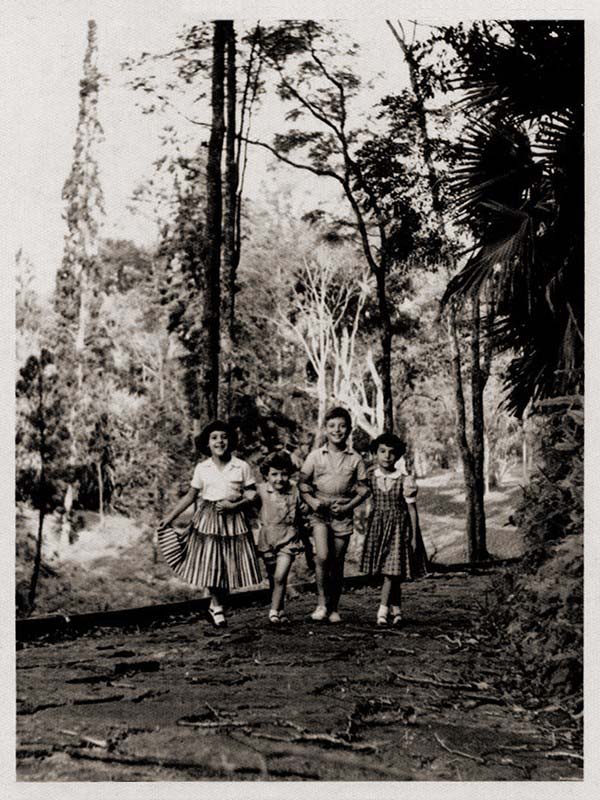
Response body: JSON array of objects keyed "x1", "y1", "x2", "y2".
[
  {"x1": 55, "y1": 19, "x2": 105, "y2": 385},
  {"x1": 54, "y1": 19, "x2": 107, "y2": 530},
  {"x1": 220, "y1": 21, "x2": 238, "y2": 416},
  {"x1": 201, "y1": 22, "x2": 226, "y2": 420},
  {"x1": 124, "y1": 21, "x2": 265, "y2": 424},
  {"x1": 387, "y1": 19, "x2": 492, "y2": 560}
]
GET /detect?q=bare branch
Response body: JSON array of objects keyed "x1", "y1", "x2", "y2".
[{"x1": 243, "y1": 136, "x2": 343, "y2": 182}]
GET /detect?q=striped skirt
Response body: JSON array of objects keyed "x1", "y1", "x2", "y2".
[{"x1": 157, "y1": 501, "x2": 262, "y2": 590}]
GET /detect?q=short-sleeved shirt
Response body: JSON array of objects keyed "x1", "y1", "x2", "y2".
[
  {"x1": 255, "y1": 482, "x2": 304, "y2": 555},
  {"x1": 190, "y1": 456, "x2": 255, "y2": 502},
  {"x1": 300, "y1": 443, "x2": 368, "y2": 535}
]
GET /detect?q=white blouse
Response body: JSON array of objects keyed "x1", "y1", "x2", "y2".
[
  {"x1": 373, "y1": 467, "x2": 417, "y2": 503},
  {"x1": 190, "y1": 456, "x2": 255, "y2": 502}
]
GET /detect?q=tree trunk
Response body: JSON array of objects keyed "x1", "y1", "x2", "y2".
[
  {"x1": 375, "y1": 267, "x2": 394, "y2": 431},
  {"x1": 484, "y1": 431, "x2": 491, "y2": 494},
  {"x1": 317, "y1": 369, "x2": 327, "y2": 431},
  {"x1": 29, "y1": 505, "x2": 45, "y2": 612},
  {"x1": 221, "y1": 21, "x2": 238, "y2": 418},
  {"x1": 390, "y1": 25, "x2": 489, "y2": 562},
  {"x1": 97, "y1": 460, "x2": 104, "y2": 526},
  {"x1": 469, "y1": 295, "x2": 488, "y2": 560},
  {"x1": 447, "y1": 308, "x2": 478, "y2": 561},
  {"x1": 202, "y1": 21, "x2": 226, "y2": 421}
]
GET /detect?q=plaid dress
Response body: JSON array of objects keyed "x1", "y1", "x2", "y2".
[{"x1": 360, "y1": 471, "x2": 428, "y2": 579}]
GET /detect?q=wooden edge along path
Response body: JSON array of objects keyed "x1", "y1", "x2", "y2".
[{"x1": 16, "y1": 558, "x2": 520, "y2": 642}]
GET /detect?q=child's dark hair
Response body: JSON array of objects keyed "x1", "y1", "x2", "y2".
[
  {"x1": 261, "y1": 450, "x2": 295, "y2": 478},
  {"x1": 370, "y1": 432, "x2": 406, "y2": 459},
  {"x1": 324, "y1": 406, "x2": 352, "y2": 430},
  {"x1": 196, "y1": 420, "x2": 237, "y2": 457}
]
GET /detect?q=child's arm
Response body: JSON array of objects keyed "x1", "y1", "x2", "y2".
[
  {"x1": 330, "y1": 482, "x2": 370, "y2": 517},
  {"x1": 403, "y1": 474, "x2": 419, "y2": 542},
  {"x1": 216, "y1": 460, "x2": 257, "y2": 513},
  {"x1": 216, "y1": 486, "x2": 256, "y2": 513},
  {"x1": 406, "y1": 503, "x2": 418, "y2": 542},
  {"x1": 159, "y1": 487, "x2": 198, "y2": 529},
  {"x1": 330, "y1": 457, "x2": 371, "y2": 517},
  {"x1": 298, "y1": 452, "x2": 328, "y2": 513}
]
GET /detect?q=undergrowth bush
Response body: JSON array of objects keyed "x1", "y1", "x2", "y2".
[{"x1": 483, "y1": 396, "x2": 583, "y2": 708}]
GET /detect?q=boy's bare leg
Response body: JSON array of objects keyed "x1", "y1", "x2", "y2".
[
  {"x1": 271, "y1": 552, "x2": 293, "y2": 612},
  {"x1": 312, "y1": 523, "x2": 330, "y2": 609},
  {"x1": 328, "y1": 535, "x2": 350, "y2": 613}
]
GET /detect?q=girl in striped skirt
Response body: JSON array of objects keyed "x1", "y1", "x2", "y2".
[
  {"x1": 157, "y1": 420, "x2": 262, "y2": 627},
  {"x1": 360, "y1": 433, "x2": 428, "y2": 627}
]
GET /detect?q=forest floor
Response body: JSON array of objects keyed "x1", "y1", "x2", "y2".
[
  {"x1": 16, "y1": 469, "x2": 525, "y2": 617},
  {"x1": 16, "y1": 470, "x2": 583, "y2": 781},
  {"x1": 17, "y1": 572, "x2": 583, "y2": 781}
]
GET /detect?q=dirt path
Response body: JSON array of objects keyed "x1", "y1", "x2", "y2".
[{"x1": 17, "y1": 572, "x2": 582, "y2": 781}]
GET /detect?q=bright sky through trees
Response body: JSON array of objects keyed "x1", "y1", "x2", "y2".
[{"x1": 3, "y1": 2, "x2": 412, "y2": 297}]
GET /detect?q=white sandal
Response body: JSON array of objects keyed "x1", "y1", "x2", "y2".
[
  {"x1": 208, "y1": 606, "x2": 227, "y2": 628},
  {"x1": 390, "y1": 606, "x2": 403, "y2": 626},
  {"x1": 376, "y1": 605, "x2": 389, "y2": 626},
  {"x1": 310, "y1": 605, "x2": 328, "y2": 621}
]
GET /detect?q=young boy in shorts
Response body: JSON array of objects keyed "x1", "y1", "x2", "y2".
[
  {"x1": 255, "y1": 451, "x2": 305, "y2": 624},
  {"x1": 299, "y1": 407, "x2": 370, "y2": 623}
]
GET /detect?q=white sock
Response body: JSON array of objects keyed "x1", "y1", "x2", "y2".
[
  {"x1": 390, "y1": 605, "x2": 402, "y2": 616},
  {"x1": 378, "y1": 605, "x2": 389, "y2": 617}
]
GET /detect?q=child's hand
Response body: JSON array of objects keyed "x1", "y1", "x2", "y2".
[
  {"x1": 216, "y1": 499, "x2": 237, "y2": 513},
  {"x1": 330, "y1": 501, "x2": 351, "y2": 518},
  {"x1": 307, "y1": 496, "x2": 328, "y2": 514}
]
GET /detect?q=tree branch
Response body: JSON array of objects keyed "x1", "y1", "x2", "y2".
[{"x1": 243, "y1": 136, "x2": 343, "y2": 182}]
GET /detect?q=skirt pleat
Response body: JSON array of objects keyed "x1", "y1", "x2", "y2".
[{"x1": 157, "y1": 500, "x2": 261, "y2": 590}]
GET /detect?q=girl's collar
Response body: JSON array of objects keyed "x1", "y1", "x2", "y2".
[
  {"x1": 373, "y1": 466, "x2": 403, "y2": 479},
  {"x1": 211, "y1": 453, "x2": 232, "y2": 469}
]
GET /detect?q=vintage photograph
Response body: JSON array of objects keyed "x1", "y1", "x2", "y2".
[{"x1": 12, "y1": 3, "x2": 583, "y2": 783}]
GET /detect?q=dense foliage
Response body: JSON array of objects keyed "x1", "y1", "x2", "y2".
[
  {"x1": 482, "y1": 398, "x2": 583, "y2": 707},
  {"x1": 440, "y1": 21, "x2": 583, "y2": 415}
]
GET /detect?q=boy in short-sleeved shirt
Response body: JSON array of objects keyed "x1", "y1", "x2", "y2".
[
  {"x1": 299, "y1": 407, "x2": 369, "y2": 623},
  {"x1": 300, "y1": 444, "x2": 367, "y2": 535}
]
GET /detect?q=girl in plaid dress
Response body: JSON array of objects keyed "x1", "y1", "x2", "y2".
[{"x1": 360, "y1": 433, "x2": 428, "y2": 626}]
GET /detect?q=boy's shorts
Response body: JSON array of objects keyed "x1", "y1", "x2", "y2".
[
  {"x1": 308, "y1": 513, "x2": 353, "y2": 537},
  {"x1": 260, "y1": 539, "x2": 304, "y2": 565}
]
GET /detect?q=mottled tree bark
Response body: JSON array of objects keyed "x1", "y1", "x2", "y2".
[
  {"x1": 469, "y1": 295, "x2": 489, "y2": 560},
  {"x1": 202, "y1": 21, "x2": 226, "y2": 420},
  {"x1": 220, "y1": 21, "x2": 239, "y2": 418}
]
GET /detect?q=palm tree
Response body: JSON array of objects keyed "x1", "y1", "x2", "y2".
[{"x1": 442, "y1": 21, "x2": 583, "y2": 415}]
